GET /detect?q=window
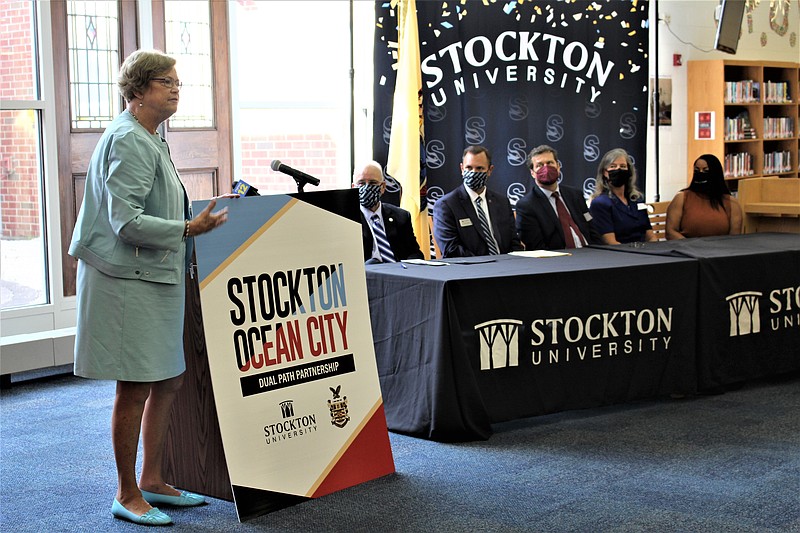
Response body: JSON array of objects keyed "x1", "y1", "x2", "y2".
[
  {"x1": 1, "y1": 1, "x2": 48, "y2": 310},
  {"x1": 229, "y1": 0, "x2": 375, "y2": 194},
  {"x1": 66, "y1": 0, "x2": 121, "y2": 129},
  {"x1": 164, "y1": 0, "x2": 214, "y2": 128}
]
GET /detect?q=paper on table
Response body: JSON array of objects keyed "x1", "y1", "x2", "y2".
[
  {"x1": 401, "y1": 259, "x2": 450, "y2": 266},
  {"x1": 445, "y1": 258, "x2": 497, "y2": 264},
  {"x1": 509, "y1": 250, "x2": 571, "y2": 258}
]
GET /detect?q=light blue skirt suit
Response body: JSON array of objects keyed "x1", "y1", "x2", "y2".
[{"x1": 69, "y1": 111, "x2": 192, "y2": 382}]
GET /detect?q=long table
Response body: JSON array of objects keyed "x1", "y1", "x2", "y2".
[
  {"x1": 594, "y1": 232, "x2": 800, "y2": 391},
  {"x1": 366, "y1": 248, "x2": 699, "y2": 441},
  {"x1": 366, "y1": 233, "x2": 800, "y2": 441}
]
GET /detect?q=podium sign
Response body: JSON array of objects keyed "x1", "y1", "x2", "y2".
[{"x1": 192, "y1": 191, "x2": 395, "y2": 521}]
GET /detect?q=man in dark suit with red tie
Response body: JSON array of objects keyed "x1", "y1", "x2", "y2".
[
  {"x1": 515, "y1": 145, "x2": 601, "y2": 250},
  {"x1": 355, "y1": 161, "x2": 424, "y2": 264},
  {"x1": 433, "y1": 145, "x2": 522, "y2": 258}
]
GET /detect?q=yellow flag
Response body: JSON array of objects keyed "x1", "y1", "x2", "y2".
[{"x1": 387, "y1": 0, "x2": 430, "y2": 259}]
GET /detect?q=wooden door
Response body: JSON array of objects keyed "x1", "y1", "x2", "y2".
[
  {"x1": 151, "y1": 0, "x2": 232, "y2": 207},
  {"x1": 53, "y1": 0, "x2": 231, "y2": 297}
]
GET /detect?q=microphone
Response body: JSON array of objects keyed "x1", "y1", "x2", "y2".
[
  {"x1": 232, "y1": 179, "x2": 260, "y2": 196},
  {"x1": 270, "y1": 160, "x2": 320, "y2": 187}
]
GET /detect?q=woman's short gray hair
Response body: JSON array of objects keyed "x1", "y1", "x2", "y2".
[{"x1": 117, "y1": 49, "x2": 176, "y2": 102}]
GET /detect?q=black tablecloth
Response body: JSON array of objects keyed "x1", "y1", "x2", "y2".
[
  {"x1": 593, "y1": 233, "x2": 800, "y2": 390},
  {"x1": 367, "y1": 248, "x2": 699, "y2": 441}
]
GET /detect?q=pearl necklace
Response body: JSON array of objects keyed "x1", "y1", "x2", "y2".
[{"x1": 130, "y1": 108, "x2": 156, "y2": 135}]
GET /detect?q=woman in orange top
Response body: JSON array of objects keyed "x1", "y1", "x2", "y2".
[{"x1": 666, "y1": 154, "x2": 743, "y2": 239}]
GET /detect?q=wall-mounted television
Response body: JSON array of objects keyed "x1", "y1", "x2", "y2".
[{"x1": 714, "y1": 0, "x2": 746, "y2": 54}]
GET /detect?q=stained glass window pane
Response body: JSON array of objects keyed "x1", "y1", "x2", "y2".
[
  {"x1": 67, "y1": 0, "x2": 120, "y2": 129},
  {"x1": 165, "y1": 0, "x2": 214, "y2": 128}
]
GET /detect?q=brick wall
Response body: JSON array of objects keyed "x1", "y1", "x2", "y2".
[
  {"x1": 240, "y1": 134, "x2": 340, "y2": 194},
  {"x1": 1, "y1": 1, "x2": 40, "y2": 239}
]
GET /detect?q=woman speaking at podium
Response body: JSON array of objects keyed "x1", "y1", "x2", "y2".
[{"x1": 69, "y1": 49, "x2": 229, "y2": 526}]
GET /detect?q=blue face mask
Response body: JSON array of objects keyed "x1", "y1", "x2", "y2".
[
  {"x1": 463, "y1": 170, "x2": 489, "y2": 191},
  {"x1": 358, "y1": 183, "x2": 382, "y2": 209}
]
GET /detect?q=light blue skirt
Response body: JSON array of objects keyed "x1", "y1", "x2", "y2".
[{"x1": 74, "y1": 261, "x2": 186, "y2": 382}]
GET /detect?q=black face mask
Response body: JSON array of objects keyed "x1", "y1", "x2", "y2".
[
  {"x1": 691, "y1": 171, "x2": 710, "y2": 190},
  {"x1": 606, "y1": 168, "x2": 631, "y2": 187}
]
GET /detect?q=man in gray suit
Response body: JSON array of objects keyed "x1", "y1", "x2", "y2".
[
  {"x1": 515, "y1": 144, "x2": 601, "y2": 250},
  {"x1": 433, "y1": 145, "x2": 522, "y2": 258}
]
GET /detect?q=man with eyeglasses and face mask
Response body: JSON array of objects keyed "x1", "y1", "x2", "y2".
[
  {"x1": 515, "y1": 144, "x2": 601, "y2": 250},
  {"x1": 354, "y1": 161, "x2": 424, "y2": 264},
  {"x1": 433, "y1": 145, "x2": 521, "y2": 258}
]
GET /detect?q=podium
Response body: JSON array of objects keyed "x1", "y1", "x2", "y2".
[{"x1": 163, "y1": 189, "x2": 394, "y2": 520}]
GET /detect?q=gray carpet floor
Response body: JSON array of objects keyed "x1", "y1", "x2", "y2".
[{"x1": 1, "y1": 368, "x2": 798, "y2": 532}]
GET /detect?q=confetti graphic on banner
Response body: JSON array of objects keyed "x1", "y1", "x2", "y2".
[{"x1": 374, "y1": 0, "x2": 650, "y2": 205}]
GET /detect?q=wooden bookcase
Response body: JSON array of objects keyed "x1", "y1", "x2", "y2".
[{"x1": 687, "y1": 60, "x2": 799, "y2": 191}]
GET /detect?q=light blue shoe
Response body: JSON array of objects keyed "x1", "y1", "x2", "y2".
[
  {"x1": 141, "y1": 489, "x2": 206, "y2": 507},
  {"x1": 111, "y1": 498, "x2": 172, "y2": 526}
]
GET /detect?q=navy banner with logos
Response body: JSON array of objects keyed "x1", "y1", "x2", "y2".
[{"x1": 374, "y1": 0, "x2": 650, "y2": 208}]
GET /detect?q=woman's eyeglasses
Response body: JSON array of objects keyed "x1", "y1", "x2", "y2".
[{"x1": 151, "y1": 77, "x2": 183, "y2": 89}]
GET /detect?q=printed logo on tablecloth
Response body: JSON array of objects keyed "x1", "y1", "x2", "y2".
[
  {"x1": 726, "y1": 291, "x2": 762, "y2": 336},
  {"x1": 726, "y1": 285, "x2": 799, "y2": 337},
  {"x1": 474, "y1": 319, "x2": 523, "y2": 370},
  {"x1": 476, "y1": 306, "x2": 676, "y2": 369}
]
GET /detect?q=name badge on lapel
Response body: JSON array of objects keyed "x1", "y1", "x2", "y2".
[{"x1": 459, "y1": 218, "x2": 473, "y2": 227}]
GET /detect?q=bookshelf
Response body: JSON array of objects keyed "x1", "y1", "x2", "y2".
[{"x1": 687, "y1": 60, "x2": 799, "y2": 191}]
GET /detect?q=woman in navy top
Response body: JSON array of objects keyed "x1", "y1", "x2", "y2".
[{"x1": 589, "y1": 148, "x2": 657, "y2": 244}]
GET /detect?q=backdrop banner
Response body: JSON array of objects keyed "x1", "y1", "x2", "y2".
[
  {"x1": 374, "y1": 0, "x2": 650, "y2": 209},
  {"x1": 192, "y1": 190, "x2": 395, "y2": 521}
]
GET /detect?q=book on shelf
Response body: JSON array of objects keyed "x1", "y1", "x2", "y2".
[
  {"x1": 764, "y1": 81, "x2": 791, "y2": 104},
  {"x1": 724, "y1": 80, "x2": 760, "y2": 103},
  {"x1": 723, "y1": 151, "x2": 754, "y2": 178},
  {"x1": 724, "y1": 110, "x2": 757, "y2": 140},
  {"x1": 764, "y1": 151, "x2": 792, "y2": 174},
  {"x1": 763, "y1": 117, "x2": 794, "y2": 139}
]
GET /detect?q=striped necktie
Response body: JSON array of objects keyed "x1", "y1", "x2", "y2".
[
  {"x1": 475, "y1": 196, "x2": 500, "y2": 255},
  {"x1": 371, "y1": 214, "x2": 396, "y2": 263}
]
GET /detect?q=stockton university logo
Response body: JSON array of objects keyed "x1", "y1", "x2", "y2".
[
  {"x1": 474, "y1": 319, "x2": 523, "y2": 370},
  {"x1": 279, "y1": 400, "x2": 295, "y2": 418},
  {"x1": 726, "y1": 291, "x2": 762, "y2": 336}
]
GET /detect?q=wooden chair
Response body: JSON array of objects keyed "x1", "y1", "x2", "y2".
[
  {"x1": 647, "y1": 201, "x2": 670, "y2": 241},
  {"x1": 738, "y1": 177, "x2": 800, "y2": 234}
]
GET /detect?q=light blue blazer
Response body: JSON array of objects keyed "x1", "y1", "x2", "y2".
[{"x1": 69, "y1": 111, "x2": 191, "y2": 284}]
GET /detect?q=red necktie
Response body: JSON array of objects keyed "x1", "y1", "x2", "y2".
[{"x1": 552, "y1": 191, "x2": 585, "y2": 249}]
